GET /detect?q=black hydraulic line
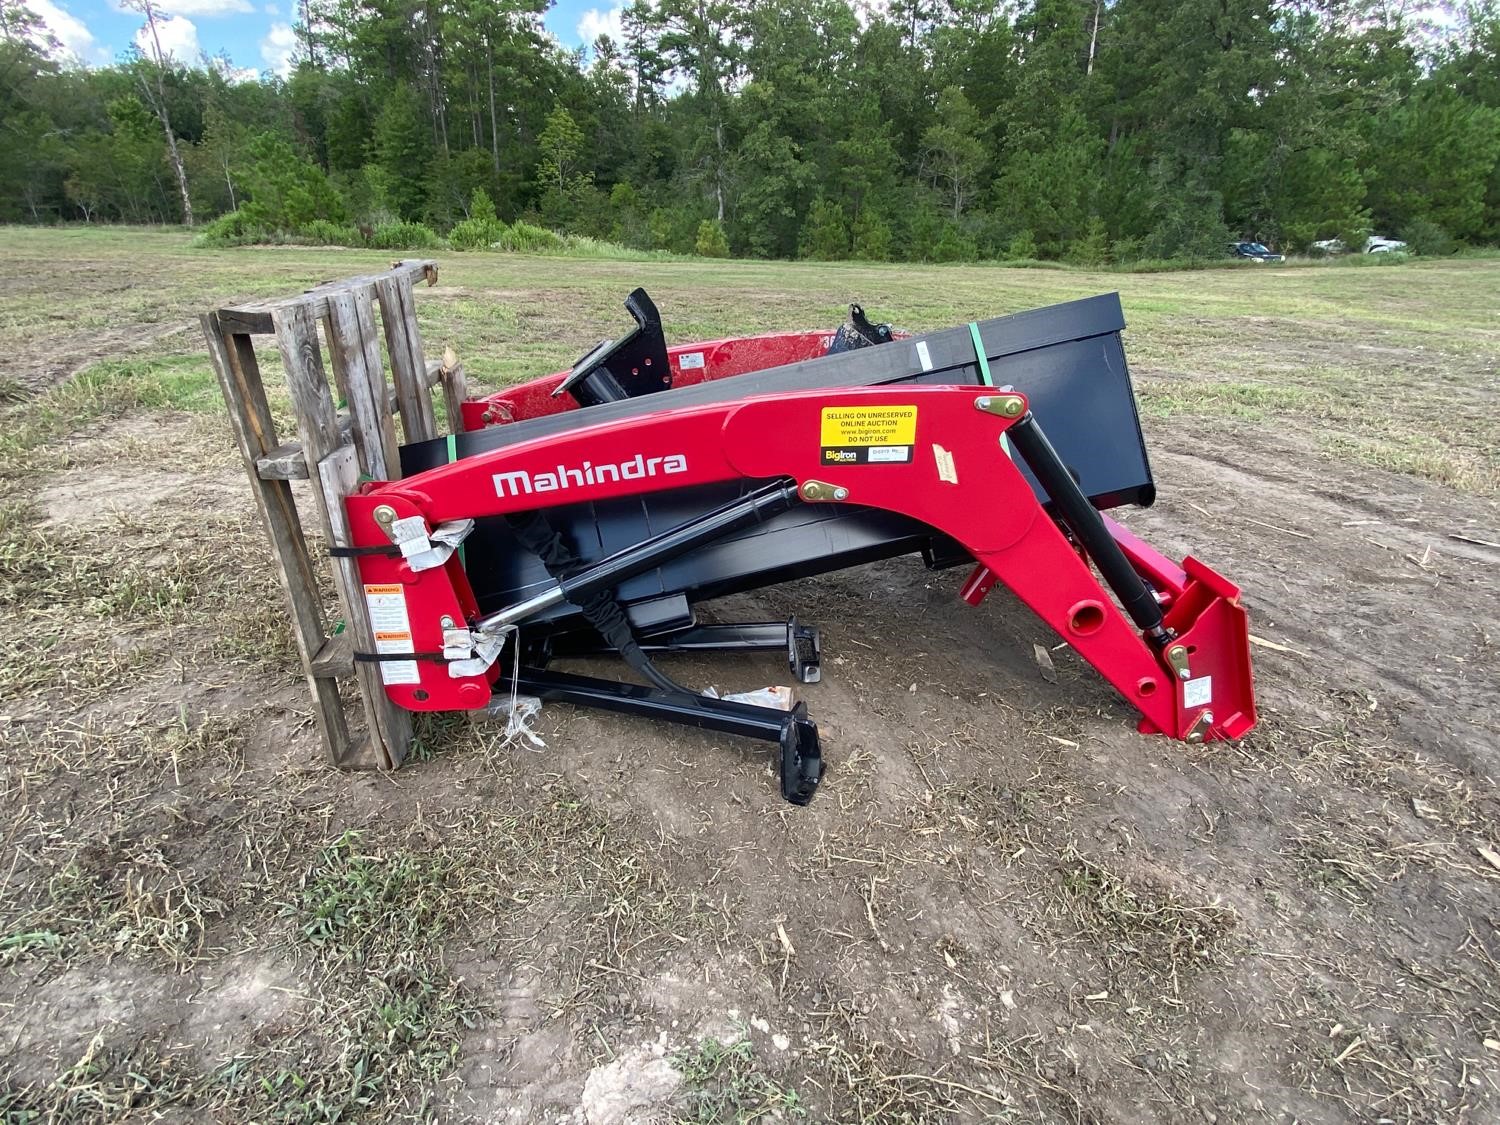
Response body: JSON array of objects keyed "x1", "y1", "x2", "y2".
[
  {"x1": 1006, "y1": 412, "x2": 1171, "y2": 645},
  {"x1": 505, "y1": 507, "x2": 685, "y2": 692},
  {"x1": 557, "y1": 479, "x2": 801, "y2": 605},
  {"x1": 478, "y1": 478, "x2": 803, "y2": 694}
]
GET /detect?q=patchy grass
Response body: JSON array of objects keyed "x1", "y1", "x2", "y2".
[
  {"x1": 1053, "y1": 847, "x2": 1237, "y2": 979},
  {"x1": 0, "y1": 227, "x2": 1496, "y2": 1123},
  {"x1": 672, "y1": 1037, "x2": 806, "y2": 1124}
]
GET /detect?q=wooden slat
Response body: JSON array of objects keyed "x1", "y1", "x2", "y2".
[
  {"x1": 317, "y1": 443, "x2": 411, "y2": 769},
  {"x1": 270, "y1": 304, "x2": 391, "y2": 767},
  {"x1": 273, "y1": 302, "x2": 341, "y2": 460},
  {"x1": 440, "y1": 360, "x2": 467, "y2": 434},
  {"x1": 326, "y1": 288, "x2": 395, "y2": 480},
  {"x1": 219, "y1": 259, "x2": 438, "y2": 335},
  {"x1": 376, "y1": 272, "x2": 438, "y2": 444},
  {"x1": 200, "y1": 311, "x2": 354, "y2": 767},
  {"x1": 354, "y1": 287, "x2": 401, "y2": 479},
  {"x1": 256, "y1": 440, "x2": 311, "y2": 481},
  {"x1": 311, "y1": 631, "x2": 354, "y2": 679}
]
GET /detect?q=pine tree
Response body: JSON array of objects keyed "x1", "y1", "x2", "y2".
[{"x1": 373, "y1": 82, "x2": 435, "y2": 221}]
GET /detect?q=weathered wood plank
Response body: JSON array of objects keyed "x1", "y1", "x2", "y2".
[
  {"x1": 201, "y1": 311, "x2": 354, "y2": 767},
  {"x1": 440, "y1": 359, "x2": 467, "y2": 435},
  {"x1": 273, "y1": 302, "x2": 341, "y2": 462},
  {"x1": 353, "y1": 286, "x2": 401, "y2": 479},
  {"x1": 311, "y1": 631, "x2": 354, "y2": 679},
  {"x1": 269, "y1": 305, "x2": 399, "y2": 764},
  {"x1": 317, "y1": 443, "x2": 412, "y2": 769},
  {"x1": 219, "y1": 259, "x2": 438, "y2": 335},
  {"x1": 255, "y1": 441, "x2": 310, "y2": 481},
  {"x1": 320, "y1": 312, "x2": 352, "y2": 417},
  {"x1": 376, "y1": 272, "x2": 438, "y2": 444},
  {"x1": 326, "y1": 288, "x2": 392, "y2": 479}
]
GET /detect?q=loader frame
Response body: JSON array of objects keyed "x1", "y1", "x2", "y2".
[
  {"x1": 345, "y1": 384, "x2": 1254, "y2": 804},
  {"x1": 204, "y1": 264, "x2": 1256, "y2": 798}
]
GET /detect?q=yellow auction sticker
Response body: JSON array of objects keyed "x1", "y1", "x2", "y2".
[
  {"x1": 820, "y1": 405, "x2": 917, "y2": 447},
  {"x1": 819, "y1": 405, "x2": 916, "y2": 465}
]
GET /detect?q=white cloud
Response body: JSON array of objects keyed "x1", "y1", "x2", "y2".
[
  {"x1": 155, "y1": 0, "x2": 253, "y2": 16},
  {"x1": 260, "y1": 21, "x2": 298, "y2": 76},
  {"x1": 135, "y1": 12, "x2": 201, "y2": 64},
  {"x1": 209, "y1": 54, "x2": 259, "y2": 82},
  {"x1": 577, "y1": 4, "x2": 624, "y2": 47},
  {"x1": 29, "y1": 0, "x2": 108, "y2": 64}
]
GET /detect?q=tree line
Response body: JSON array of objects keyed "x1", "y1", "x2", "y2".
[{"x1": 2, "y1": 0, "x2": 1498, "y2": 262}]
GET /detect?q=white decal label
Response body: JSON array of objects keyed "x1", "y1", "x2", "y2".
[
  {"x1": 389, "y1": 515, "x2": 432, "y2": 559},
  {"x1": 678, "y1": 351, "x2": 705, "y2": 369},
  {"x1": 932, "y1": 444, "x2": 958, "y2": 484},
  {"x1": 1184, "y1": 675, "x2": 1213, "y2": 708},
  {"x1": 915, "y1": 340, "x2": 933, "y2": 371},
  {"x1": 363, "y1": 583, "x2": 420, "y2": 685},
  {"x1": 867, "y1": 446, "x2": 911, "y2": 463}
]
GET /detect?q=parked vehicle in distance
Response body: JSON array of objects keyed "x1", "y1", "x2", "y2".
[
  {"x1": 1365, "y1": 236, "x2": 1407, "y2": 254},
  {"x1": 1229, "y1": 241, "x2": 1284, "y2": 262},
  {"x1": 1311, "y1": 238, "x2": 1346, "y2": 255}
]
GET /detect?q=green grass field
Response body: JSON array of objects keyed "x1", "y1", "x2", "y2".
[{"x1": 5, "y1": 226, "x2": 1495, "y2": 496}]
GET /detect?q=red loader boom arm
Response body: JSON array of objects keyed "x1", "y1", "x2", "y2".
[{"x1": 346, "y1": 383, "x2": 1254, "y2": 803}]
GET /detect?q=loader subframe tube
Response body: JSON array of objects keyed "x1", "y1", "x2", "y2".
[{"x1": 1007, "y1": 412, "x2": 1171, "y2": 646}]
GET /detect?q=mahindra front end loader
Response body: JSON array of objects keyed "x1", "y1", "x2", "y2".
[{"x1": 340, "y1": 289, "x2": 1255, "y2": 804}]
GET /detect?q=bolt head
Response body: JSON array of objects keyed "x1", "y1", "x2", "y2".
[
  {"x1": 833, "y1": 487, "x2": 849, "y2": 501},
  {"x1": 975, "y1": 397, "x2": 991, "y2": 410},
  {"x1": 373, "y1": 505, "x2": 397, "y2": 525},
  {"x1": 440, "y1": 615, "x2": 455, "y2": 629},
  {"x1": 1202, "y1": 711, "x2": 1214, "y2": 725}
]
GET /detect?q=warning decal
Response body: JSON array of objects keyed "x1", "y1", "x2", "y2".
[
  {"x1": 819, "y1": 405, "x2": 916, "y2": 466},
  {"x1": 363, "y1": 583, "x2": 420, "y2": 686}
]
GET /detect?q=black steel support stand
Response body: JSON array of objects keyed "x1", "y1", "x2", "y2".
[{"x1": 510, "y1": 666, "x2": 823, "y2": 805}]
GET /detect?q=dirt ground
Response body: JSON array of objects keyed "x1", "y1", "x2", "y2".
[{"x1": 1, "y1": 230, "x2": 1498, "y2": 1124}]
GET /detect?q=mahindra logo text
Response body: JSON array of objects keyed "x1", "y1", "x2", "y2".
[{"x1": 493, "y1": 453, "x2": 688, "y2": 498}]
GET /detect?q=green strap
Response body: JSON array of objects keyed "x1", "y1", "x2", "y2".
[
  {"x1": 967, "y1": 322, "x2": 994, "y2": 387},
  {"x1": 970, "y1": 321, "x2": 1013, "y2": 460},
  {"x1": 446, "y1": 433, "x2": 466, "y2": 569}
]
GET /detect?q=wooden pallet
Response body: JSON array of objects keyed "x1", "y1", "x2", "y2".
[{"x1": 201, "y1": 260, "x2": 466, "y2": 770}]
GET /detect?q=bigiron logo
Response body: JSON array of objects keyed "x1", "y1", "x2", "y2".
[{"x1": 493, "y1": 453, "x2": 688, "y2": 498}]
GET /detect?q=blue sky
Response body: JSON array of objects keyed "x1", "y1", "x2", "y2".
[{"x1": 30, "y1": 0, "x2": 621, "y2": 76}]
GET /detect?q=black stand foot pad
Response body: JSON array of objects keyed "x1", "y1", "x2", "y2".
[{"x1": 780, "y1": 709, "x2": 822, "y2": 805}]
